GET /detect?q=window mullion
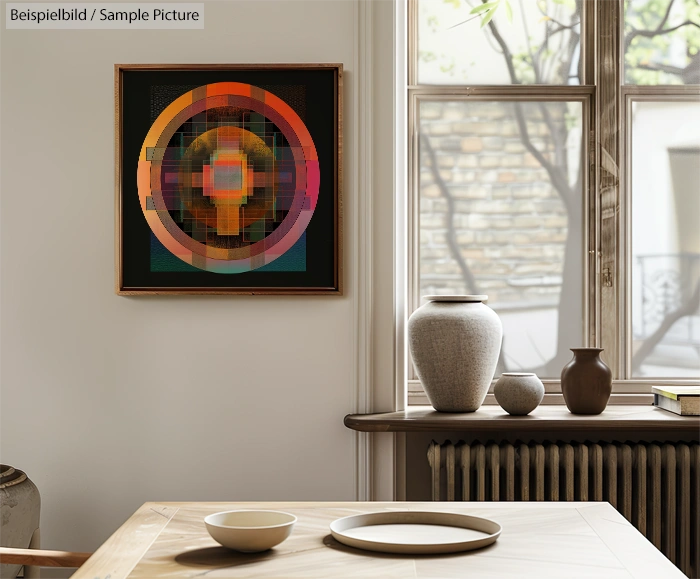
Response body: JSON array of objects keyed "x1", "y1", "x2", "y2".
[
  {"x1": 582, "y1": 0, "x2": 597, "y2": 87},
  {"x1": 596, "y1": 0, "x2": 623, "y2": 378}
]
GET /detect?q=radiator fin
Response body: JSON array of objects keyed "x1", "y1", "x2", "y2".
[
  {"x1": 679, "y1": 444, "x2": 690, "y2": 574},
  {"x1": 519, "y1": 443, "x2": 529, "y2": 501},
  {"x1": 692, "y1": 444, "x2": 700, "y2": 577},
  {"x1": 446, "y1": 443, "x2": 455, "y2": 501},
  {"x1": 663, "y1": 443, "x2": 676, "y2": 565},
  {"x1": 633, "y1": 444, "x2": 646, "y2": 535},
  {"x1": 591, "y1": 443, "x2": 603, "y2": 501},
  {"x1": 428, "y1": 439, "x2": 699, "y2": 578},
  {"x1": 562, "y1": 443, "x2": 574, "y2": 501}
]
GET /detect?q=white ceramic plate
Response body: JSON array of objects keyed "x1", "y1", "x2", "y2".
[
  {"x1": 329, "y1": 511, "x2": 501, "y2": 554},
  {"x1": 422, "y1": 295, "x2": 488, "y2": 303}
]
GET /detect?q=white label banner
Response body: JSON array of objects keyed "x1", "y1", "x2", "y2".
[{"x1": 6, "y1": 3, "x2": 204, "y2": 29}]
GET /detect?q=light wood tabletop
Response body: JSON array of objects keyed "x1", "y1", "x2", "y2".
[{"x1": 70, "y1": 501, "x2": 686, "y2": 579}]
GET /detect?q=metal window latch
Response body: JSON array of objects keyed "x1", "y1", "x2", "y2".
[{"x1": 603, "y1": 267, "x2": 613, "y2": 287}]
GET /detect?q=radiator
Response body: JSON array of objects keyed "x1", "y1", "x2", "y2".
[{"x1": 428, "y1": 440, "x2": 700, "y2": 578}]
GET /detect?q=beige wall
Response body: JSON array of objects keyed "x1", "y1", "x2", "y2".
[{"x1": 0, "y1": 0, "x2": 397, "y2": 556}]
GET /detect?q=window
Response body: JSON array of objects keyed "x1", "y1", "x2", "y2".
[{"x1": 408, "y1": 0, "x2": 700, "y2": 404}]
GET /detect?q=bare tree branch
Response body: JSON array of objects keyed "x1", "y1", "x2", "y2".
[
  {"x1": 633, "y1": 61, "x2": 686, "y2": 75},
  {"x1": 421, "y1": 134, "x2": 480, "y2": 295},
  {"x1": 484, "y1": 3, "x2": 582, "y2": 374},
  {"x1": 483, "y1": 4, "x2": 522, "y2": 83},
  {"x1": 631, "y1": 277, "x2": 700, "y2": 374},
  {"x1": 658, "y1": 0, "x2": 677, "y2": 30},
  {"x1": 512, "y1": 103, "x2": 574, "y2": 214},
  {"x1": 629, "y1": 19, "x2": 700, "y2": 46},
  {"x1": 453, "y1": 0, "x2": 578, "y2": 83},
  {"x1": 519, "y1": 0, "x2": 541, "y2": 82},
  {"x1": 623, "y1": 0, "x2": 697, "y2": 52},
  {"x1": 447, "y1": 13, "x2": 484, "y2": 30},
  {"x1": 534, "y1": 0, "x2": 579, "y2": 30},
  {"x1": 531, "y1": 20, "x2": 578, "y2": 83},
  {"x1": 539, "y1": 103, "x2": 566, "y2": 167},
  {"x1": 484, "y1": 15, "x2": 575, "y2": 212},
  {"x1": 459, "y1": 1, "x2": 506, "y2": 59},
  {"x1": 653, "y1": 19, "x2": 700, "y2": 34}
]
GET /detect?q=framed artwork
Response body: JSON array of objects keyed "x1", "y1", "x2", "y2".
[{"x1": 115, "y1": 64, "x2": 342, "y2": 295}]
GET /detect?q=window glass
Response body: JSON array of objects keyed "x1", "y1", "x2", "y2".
[
  {"x1": 624, "y1": 0, "x2": 700, "y2": 85},
  {"x1": 631, "y1": 100, "x2": 700, "y2": 377},
  {"x1": 418, "y1": 0, "x2": 582, "y2": 85},
  {"x1": 419, "y1": 100, "x2": 583, "y2": 377}
]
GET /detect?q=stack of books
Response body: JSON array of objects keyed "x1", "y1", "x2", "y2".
[{"x1": 652, "y1": 386, "x2": 700, "y2": 416}]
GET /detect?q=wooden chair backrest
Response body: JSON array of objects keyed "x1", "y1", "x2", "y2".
[{"x1": 0, "y1": 547, "x2": 91, "y2": 568}]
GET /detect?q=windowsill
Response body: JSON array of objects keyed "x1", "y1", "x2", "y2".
[
  {"x1": 406, "y1": 380, "x2": 692, "y2": 407},
  {"x1": 345, "y1": 405, "x2": 699, "y2": 441}
]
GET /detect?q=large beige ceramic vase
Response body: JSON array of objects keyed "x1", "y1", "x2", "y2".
[
  {"x1": 408, "y1": 295, "x2": 502, "y2": 412},
  {"x1": 0, "y1": 465, "x2": 40, "y2": 579}
]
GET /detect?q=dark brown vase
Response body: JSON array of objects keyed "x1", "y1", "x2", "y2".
[{"x1": 561, "y1": 348, "x2": 612, "y2": 415}]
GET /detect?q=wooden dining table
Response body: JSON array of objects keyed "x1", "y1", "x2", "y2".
[{"x1": 69, "y1": 501, "x2": 686, "y2": 578}]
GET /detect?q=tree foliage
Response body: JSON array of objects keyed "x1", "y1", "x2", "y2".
[
  {"x1": 424, "y1": 0, "x2": 582, "y2": 84},
  {"x1": 624, "y1": 0, "x2": 700, "y2": 85},
  {"x1": 421, "y1": 0, "x2": 699, "y2": 85}
]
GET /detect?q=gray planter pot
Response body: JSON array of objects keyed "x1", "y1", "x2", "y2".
[
  {"x1": 0, "y1": 465, "x2": 41, "y2": 579},
  {"x1": 494, "y1": 372, "x2": 545, "y2": 415},
  {"x1": 408, "y1": 295, "x2": 502, "y2": 412}
]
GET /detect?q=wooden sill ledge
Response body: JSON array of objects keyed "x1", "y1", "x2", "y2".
[{"x1": 344, "y1": 405, "x2": 699, "y2": 441}]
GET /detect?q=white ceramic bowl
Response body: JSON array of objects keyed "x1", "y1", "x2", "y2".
[{"x1": 204, "y1": 510, "x2": 296, "y2": 552}]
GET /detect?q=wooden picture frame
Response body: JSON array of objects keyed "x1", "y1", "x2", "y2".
[{"x1": 115, "y1": 64, "x2": 342, "y2": 295}]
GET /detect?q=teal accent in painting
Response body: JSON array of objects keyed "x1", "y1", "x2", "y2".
[
  {"x1": 150, "y1": 233, "x2": 201, "y2": 272},
  {"x1": 150, "y1": 232, "x2": 306, "y2": 273},
  {"x1": 256, "y1": 232, "x2": 306, "y2": 272}
]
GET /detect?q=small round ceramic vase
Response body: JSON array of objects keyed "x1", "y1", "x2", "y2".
[
  {"x1": 493, "y1": 373, "x2": 545, "y2": 416},
  {"x1": 408, "y1": 295, "x2": 502, "y2": 412},
  {"x1": 561, "y1": 348, "x2": 612, "y2": 415}
]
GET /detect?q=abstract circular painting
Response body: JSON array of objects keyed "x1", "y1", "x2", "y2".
[
  {"x1": 138, "y1": 82, "x2": 319, "y2": 274},
  {"x1": 118, "y1": 65, "x2": 341, "y2": 294}
]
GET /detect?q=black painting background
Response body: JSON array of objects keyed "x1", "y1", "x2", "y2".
[{"x1": 120, "y1": 68, "x2": 338, "y2": 290}]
